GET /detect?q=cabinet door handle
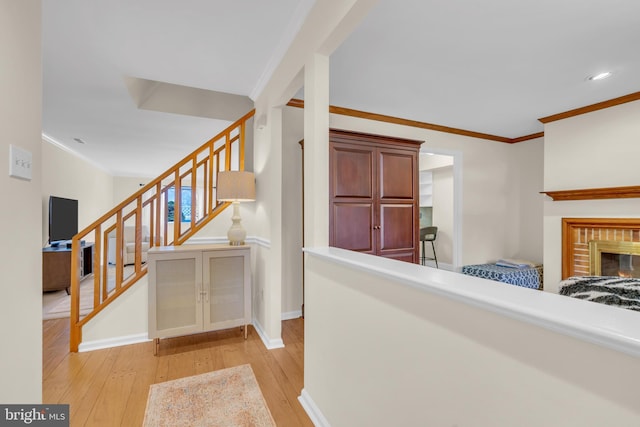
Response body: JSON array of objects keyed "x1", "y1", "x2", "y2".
[{"x1": 373, "y1": 225, "x2": 381, "y2": 230}]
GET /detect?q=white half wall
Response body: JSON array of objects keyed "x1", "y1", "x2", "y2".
[
  {"x1": 0, "y1": 0, "x2": 43, "y2": 403},
  {"x1": 303, "y1": 248, "x2": 640, "y2": 427}
]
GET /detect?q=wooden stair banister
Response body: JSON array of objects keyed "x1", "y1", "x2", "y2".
[{"x1": 69, "y1": 109, "x2": 255, "y2": 352}]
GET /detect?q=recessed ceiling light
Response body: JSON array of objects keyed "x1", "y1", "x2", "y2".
[
  {"x1": 73, "y1": 138, "x2": 86, "y2": 144},
  {"x1": 588, "y1": 71, "x2": 612, "y2": 81}
]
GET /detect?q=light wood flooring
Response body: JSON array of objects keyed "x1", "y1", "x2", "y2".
[{"x1": 43, "y1": 318, "x2": 312, "y2": 426}]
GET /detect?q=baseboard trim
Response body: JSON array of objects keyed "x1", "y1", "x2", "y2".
[
  {"x1": 282, "y1": 310, "x2": 302, "y2": 320},
  {"x1": 78, "y1": 333, "x2": 150, "y2": 353},
  {"x1": 252, "y1": 318, "x2": 285, "y2": 349},
  {"x1": 298, "y1": 389, "x2": 331, "y2": 427}
]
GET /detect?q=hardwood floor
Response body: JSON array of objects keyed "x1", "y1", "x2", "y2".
[{"x1": 43, "y1": 318, "x2": 312, "y2": 426}]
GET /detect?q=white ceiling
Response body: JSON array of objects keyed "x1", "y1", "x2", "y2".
[
  {"x1": 43, "y1": 0, "x2": 640, "y2": 176},
  {"x1": 42, "y1": 0, "x2": 302, "y2": 177}
]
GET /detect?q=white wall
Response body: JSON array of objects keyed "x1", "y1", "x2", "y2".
[
  {"x1": 543, "y1": 101, "x2": 640, "y2": 292},
  {"x1": 281, "y1": 107, "x2": 304, "y2": 317},
  {"x1": 544, "y1": 101, "x2": 640, "y2": 190},
  {"x1": 303, "y1": 250, "x2": 640, "y2": 427},
  {"x1": 507, "y1": 137, "x2": 545, "y2": 263},
  {"x1": 0, "y1": 0, "x2": 43, "y2": 403},
  {"x1": 81, "y1": 277, "x2": 149, "y2": 349},
  {"x1": 431, "y1": 166, "x2": 454, "y2": 265},
  {"x1": 112, "y1": 176, "x2": 152, "y2": 206},
  {"x1": 42, "y1": 141, "x2": 114, "y2": 245}
]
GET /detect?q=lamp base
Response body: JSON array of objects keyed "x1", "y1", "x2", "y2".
[{"x1": 227, "y1": 201, "x2": 247, "y2": 246}]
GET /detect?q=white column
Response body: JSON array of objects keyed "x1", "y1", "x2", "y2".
[
  {"x1": 303, "y1": 53, "x2": 330, "y2": 247},
  {"x1": 266, "y1": 107, "x2": 283, "y2": 344}
]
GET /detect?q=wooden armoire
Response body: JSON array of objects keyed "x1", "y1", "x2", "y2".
[{"x1": 329, "y1": 129, "x2": 422, "y2": 263}]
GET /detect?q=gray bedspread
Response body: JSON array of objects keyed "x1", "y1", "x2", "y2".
[{"x1": 558, "y1": 276, "x2": 640, "y2": 312}]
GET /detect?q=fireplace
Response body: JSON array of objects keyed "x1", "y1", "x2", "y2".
[
  {"x1": 589, "y1": 240, "x2": 640, "y2": 278},
  {"x1": 562, "y1": 218, "x2": 640, "y2": 279}
]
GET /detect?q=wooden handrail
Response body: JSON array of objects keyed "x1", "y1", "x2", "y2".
[{"x1": 69, "y1": 109, "x2": 255, "y2": 352}]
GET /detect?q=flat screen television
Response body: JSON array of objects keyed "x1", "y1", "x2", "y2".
[{"x1": 49, "y1": 196, "x2": 78, "y2": 244}]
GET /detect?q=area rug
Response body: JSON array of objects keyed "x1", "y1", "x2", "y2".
[
  {"x1": 143, "y1": 364, "x2": 276, "y2": 427},
  {"x1": 43, "y1": 279, "x2": 96, "y2": 320},
  {"x1": 42, "y1": 265, "x2": 129, "y2": 320}
]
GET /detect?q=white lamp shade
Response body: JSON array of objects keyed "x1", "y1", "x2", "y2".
[{"x1": 217, "y1": 171, "x2": 256, "y2": 202}]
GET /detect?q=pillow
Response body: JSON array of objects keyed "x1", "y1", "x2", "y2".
[{"x1": 496, "y1": 258, "x2": 538, "y2": 268}]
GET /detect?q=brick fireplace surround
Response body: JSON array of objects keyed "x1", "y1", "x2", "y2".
[{"x1": 561, "y1": 218, "x2": 640, "y2": 279}]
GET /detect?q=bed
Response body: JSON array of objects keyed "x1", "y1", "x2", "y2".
[
  {"x1": 461, "y1": 263, "x2": 543, "y2": 290},
  {"x1": 558, "y1": 276, "x2": 640, "y2": 312}
]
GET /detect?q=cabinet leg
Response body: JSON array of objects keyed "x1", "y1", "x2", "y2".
[
  {"x1": 244, "y1": 324, "x2": 248, "y2": 340},
  {"x1": 154, "y1": 338, "x2": 159, "y2": 356}
]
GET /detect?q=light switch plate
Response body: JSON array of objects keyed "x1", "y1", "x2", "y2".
[{"x1": 9, "y1": 144, "x2": 32, "y2": 180}]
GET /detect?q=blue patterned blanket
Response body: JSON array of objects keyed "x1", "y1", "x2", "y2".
[
  {"x1": 461, "y1": 263, "x2": 543, "y2": 290},
  {"x1": 558, "y1": 276, "x2": 640, "y2": 312}
]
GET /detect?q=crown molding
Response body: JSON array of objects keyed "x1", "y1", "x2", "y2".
[
  {"x1": 286, "y1": 99, "x2": 543, "y2": 144},
  {"x1": 42, "y1": 133, "x2": 113, "y2": 174},
  {"x1": 539, "y1": 91, "x2": 640, "y2": 124},
  {"x1": 289, "y1": 90, "x2": 640, "y2": 143},
  {"x1": 510, "y1": 132, "x2": 544, "y2": 143}
]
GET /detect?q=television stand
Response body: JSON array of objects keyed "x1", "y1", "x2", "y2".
[{"x1": 42, "y1": 243, "x2": 94, "y2": 293}]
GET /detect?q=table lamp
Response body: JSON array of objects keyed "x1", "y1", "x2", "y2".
[{"x1": 216, "y1": 171, "x2": 256, "y2": 245}]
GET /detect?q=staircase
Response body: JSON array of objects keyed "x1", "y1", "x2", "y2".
[{"x1": 69, "y1": 109, "x2": 255, "y2": 352}]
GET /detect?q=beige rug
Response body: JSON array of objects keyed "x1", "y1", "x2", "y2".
[
  {"x1": 42, "y1": 265, "x2": 130, "y2": 320},
  {"x1": 143, "y1": 364, "x2": 276, "y2": 427},
  {"x1": 43, "y1": 278, "x2": 97, "y2": 320}
]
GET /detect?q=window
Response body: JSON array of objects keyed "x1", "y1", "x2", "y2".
[{"x1": 167, "y1": 187, "x2": 192, "y2": 223}]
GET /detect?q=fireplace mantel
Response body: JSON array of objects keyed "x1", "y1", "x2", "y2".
[{"x1": 541, "y1": 185, "x2": 640, "y2": 201}]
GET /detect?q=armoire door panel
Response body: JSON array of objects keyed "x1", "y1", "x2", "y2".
[
  {"x1": 379, "y1": 204, "x2": 415, "y2": 251},
  {"x1": 332, "y1": 146, "x2": 373, "y2": 198},
  {"x1": 331, "y1": 203, "x2": 374, "y2": 252},
  {"x1": 379, "y1": 151, "x2": 416, "y2": 199}
]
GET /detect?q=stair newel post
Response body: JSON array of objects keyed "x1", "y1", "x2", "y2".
[{"x1": 69, "y1": 237, "x2": 81, "y2": 352}]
